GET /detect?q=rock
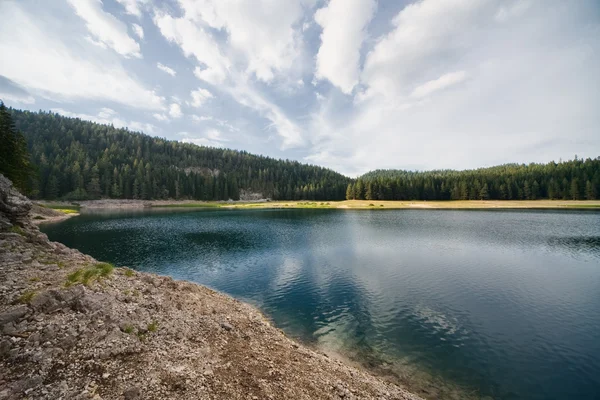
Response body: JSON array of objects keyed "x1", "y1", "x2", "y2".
[
  {"x1": 123, "y1": 386, "x2": 141, "y2": 400},
  {"x1": 220, "y1": 322, "x2": 234, "y2": 331},
  {"x1": 30, "y1": 290, "x2": 62, "y2": 313},
  {"x1": 0, "y1": 305, "x2": 28, "y2": 326},
  {"x1": 0, "y1": 174, "x2": 32, "y2": 229},
  {"x1": 0, "y1": 338, "x2": 11, "y2": 358}
]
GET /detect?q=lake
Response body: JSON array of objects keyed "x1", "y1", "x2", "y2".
[{"x1": 40, "y1": 208, "x2": 600, "y2": 400}]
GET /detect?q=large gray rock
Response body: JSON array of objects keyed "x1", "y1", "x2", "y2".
[{"x1": 0, "y1": 174, "x2": 32, "y2": 229}]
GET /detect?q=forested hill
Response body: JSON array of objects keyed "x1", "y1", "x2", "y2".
[
  {"x1": 11, "y1": 109, "x2": 349, "y2": 201},
  {"x1": 7, "y1": 107, "x2": 599, "y2": 202},
  {"x1": 347, "y1": 160, "x2": 600, "y2": 201}
]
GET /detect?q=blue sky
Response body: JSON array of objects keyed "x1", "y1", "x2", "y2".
[{"x1": 0, "y1": 0, "x2": 599, "y2": 176}]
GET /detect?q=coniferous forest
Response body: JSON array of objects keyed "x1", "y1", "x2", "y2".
[
  {"x1": 10, "y1": 108, "x2": 349, "y2": 200},
  {"x1": 3, "y1": 106, "x2": 600, "y2": 201},
  {"x1": 348, "y1": 161, "x2": 600, "y2": 201}
]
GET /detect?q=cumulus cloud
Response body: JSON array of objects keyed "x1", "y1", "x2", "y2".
[
  {"x1": 0, "y1": 2, "x2": 164, "y2": 110},
  {"x1": 115, "y1": 0, "x2": 150, "y2": 18},
  {"x1": 192, "y1": 115, "x2": 213, "y2": 122},
  {"x1": 189, "y1": 88, "x2": 213, "y2": 107},
  {"x1": 157, "y1": 63, "x2": 176, "y2": 76},
  {"x1": 153, "y1": 113, "x2": 169, "y2": 122},
  {"x1": 67, "y1": 0, "x2": 141, "y2": 58},
  {"x1": 178, "y1": 0, "x2": 307, "y2": 82},
  {"x1": 154, "y1": 12, "x2": 229, "y2": 85},
  {"x1": 314, "y1": 0, "x2": 376, "y2": 94},
  {"x1": 131, "y1": 23, "x2": 144, "y2": 39},
  {"x1": 168, "y1": 103, "x2": 182, "y2": 118}
]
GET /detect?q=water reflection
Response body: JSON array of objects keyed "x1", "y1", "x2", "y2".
[{"x1": 41, "y1": 209, "x2": 600, "y2": 400}]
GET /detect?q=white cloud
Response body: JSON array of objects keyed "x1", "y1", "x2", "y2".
[
  {"x1": 153, "y1": 113, "x2": 169, "y2": 121},
  {"x1": 52, "y1": 107, "x2": 157, "y2": 133},
  {"x1": 0, "y1": 2, "x2": 164, "y2": 110},
  {"x1": 115, "y1": 0, "x2": 149, "y2": 18},
  {"x1": 192, "y1": 115, "x2": 213, "y2": 122},
  {"x1": 67, "y1": 0, "x2": 141, "y2": 58},
  {"x1": 314, "y1": 0, "x2": 376, "y2": 94},
  {"x1": 131, "y1": 23, "x2": 144, "y2": 39},
  {"x1": 308, "y1": 0, "x2": 600, "y2": 175},
  {"x1": 157, "y1": 62, "x2": 176, "y2": 76},
  {"x1": 154, "y1": 12, "x2": 229, "y2": 85},
  {"x1": 411, "y1": 71, "x2": 468, "y2": 98},
  {"x1": 205, "y1": 128, "x2": 228, "y2": 142},
  {"x1": 178, "y1": 0, "x2": 307, "y2": 82},
  {"x1": 189, "y1": 88, "x2": 213, "y2": 107},
  {"x1": 168, "y1": 103, "x2": 182, "y2": 118},
  {"x1": 153, "y1": 3, "x2": 305, "y2": 149}
]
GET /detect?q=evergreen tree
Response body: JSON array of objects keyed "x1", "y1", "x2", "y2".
[{"x1": 0, "y1": 102, "x2": 33, "y2": 191}]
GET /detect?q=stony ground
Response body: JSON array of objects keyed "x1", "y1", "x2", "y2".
[{"x1": 0, "y1": 174, "x2": 422, "y2": 400}]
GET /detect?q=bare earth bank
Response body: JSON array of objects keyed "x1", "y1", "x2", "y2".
[{"x1": 1, "y1": 176, "x2": 422, "y2": 399}]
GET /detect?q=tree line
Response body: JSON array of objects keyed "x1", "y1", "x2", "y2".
[
  {"x1": 4, "y1": 106, "x2": 598, "y2": 202},
  {"x1": 9, "y1": 108, "x2": 349, "y2": 201},
  {"x1": 346, "y1": 159, "x2": 600, "y2": 201}
]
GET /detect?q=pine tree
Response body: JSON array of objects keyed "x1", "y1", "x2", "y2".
[
  {"x1": 346, "y1": 184, "x2": 354, "y2": 200},
  {"x1": 0, "y1": 102, "x2": 33, "y2": 192}
]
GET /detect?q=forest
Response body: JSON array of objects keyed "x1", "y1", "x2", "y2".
[
  {"x1": 3, "y1": 105, "x2": 599, "y2": 202},
  {"x1": 347, "y1": 159, "x2": 600, "y2": 201},
  {"x1": 9, "y1": 108, "x2": 349, "y2": 201}
]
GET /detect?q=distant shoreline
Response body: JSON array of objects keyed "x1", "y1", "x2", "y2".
[{"x1": 36, "y1": 199, "x2": 600, "y2": 211}]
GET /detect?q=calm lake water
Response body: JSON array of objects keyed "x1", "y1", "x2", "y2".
[{"x1": 41, "y1": 209, "x2": 600, "y2": 400}]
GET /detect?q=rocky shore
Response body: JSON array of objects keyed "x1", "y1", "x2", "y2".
[{"x1": 0, "y1": 174, "x2": 422, "y2": 400}]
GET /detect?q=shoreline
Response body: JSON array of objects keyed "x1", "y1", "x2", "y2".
[{"x1": 37, "y1": 198, "x2": 600, "y2": 211}]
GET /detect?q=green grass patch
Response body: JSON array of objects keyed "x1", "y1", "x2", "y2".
[
  {"x1": 147, "y1": 321, "x2": 158, "y2": 333},
  {"x1": 56, "y1": 209, "x2": 79, "y2": 214},
  {"x1": 44, "y1": 204, "x2": 80, "y2": 211},
  {"x1": 18, "y1": 290, "x2": 36, "y2": 304},
  {"x1": 65, "y1": 262, "x2": 115, "y2": 287},
  {"x1": 123, "y1": 325, "x2": 135, "y2": 334},
  {"x1": 124, "y1": 268, "x2": 135, "y2": 277},
  {"x1": 9, "y1": 225, "x2": 25, "y2": 235}
]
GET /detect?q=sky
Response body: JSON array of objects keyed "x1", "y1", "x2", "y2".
[{"x1": 0, "y1": 0, "x2": 599, "y2": 177}]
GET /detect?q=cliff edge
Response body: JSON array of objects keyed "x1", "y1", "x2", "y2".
[{"x1": 0, "y1": 174, "x2": 422, "y2": 400}]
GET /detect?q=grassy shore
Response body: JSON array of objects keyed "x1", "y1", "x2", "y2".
[{"x1": 154, "y1": 199, "x2": 600, "y2": 210}]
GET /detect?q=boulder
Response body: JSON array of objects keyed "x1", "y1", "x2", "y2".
[{"x1": 0, "y1": 174, "x2": 32, "y2": 229}]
